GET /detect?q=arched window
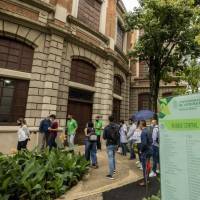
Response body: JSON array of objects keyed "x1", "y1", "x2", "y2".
[
  {"x1": 138, "y1": 93, "x2": 151, "y2": 111},
  {"x1": 113, "y1": 76, "x2": 122, "y2": 96},
  {"x1": 70, "y1": 59, "x2": 96, "y2": 86},
  {"x1": 0, "y1": 37, "x2": 34, "y2": 72}
]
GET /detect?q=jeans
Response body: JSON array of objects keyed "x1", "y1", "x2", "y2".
[
  {"x1": 129, "y1": 140, "x2": 136, "y2": 159},
  {"x1": 41, "y1": 132, "x2": 49, "y2": 149},
  {"x1": 68, "y1": 134, "x2": 75, "y2": 148},
  {"x1": 48, "y1": 134, "x2": 57, "y2": 150},
  {"x1": 107, "y1": 145, "x2": 116, "y2": 176},
  {"x1": 97, "y1": 135, "x2": 101, "y2": 150},
  {"x1": 85, "y1": 140, "x2": 97, "y2": 165},
  {"x1": 152, "y1": 145, "x2": 159, "y2": 173},
  {"x1": 121, "y1": 143, "x2": 127, "y2": 156}
]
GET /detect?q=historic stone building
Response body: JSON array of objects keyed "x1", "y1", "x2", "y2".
[
  {"x1": 0, "y1": 0, "x2": 132, "y2": 152},
  {"x1": 129, "y1": 30, "x2": 180, "y2": 114}
]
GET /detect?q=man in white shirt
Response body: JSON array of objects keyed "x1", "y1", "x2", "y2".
[{"x1": 127, "y1": 119, "x2": 137, "y2": 159}]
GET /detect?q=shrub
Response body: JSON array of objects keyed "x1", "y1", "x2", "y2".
[{"x1": 0, "y1": 149, "x2": 89, "y2": 200}]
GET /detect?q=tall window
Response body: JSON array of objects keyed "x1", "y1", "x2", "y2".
[
  {"x1": 70, "y1": 59, "x2": 96, "y2": 86},
  {"x1": 116, "y1": 21, "x2": 124, "y2": 50},
  {"x1": 138, "y1": 93, "x2": 151, "y2": 110},
  {"x1": 113, "y1": 76, "x2": 122, "y2": 96},
  {"x1": 0, "y1": 77, "x2": 29, "y2": 124},
  {"x1": 78, "y1": 0, "x2": 102, "y2": 31}
]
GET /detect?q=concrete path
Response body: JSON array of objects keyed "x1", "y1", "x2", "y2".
[{"x1": 58, "y1": 145, "x2": 143, "y2": 200}]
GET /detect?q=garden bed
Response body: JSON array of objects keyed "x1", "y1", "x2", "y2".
[{"x1": 0, "y1": 149, "x2": 89, "y2": 200}]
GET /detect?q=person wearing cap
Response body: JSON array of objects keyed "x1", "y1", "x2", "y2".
[{"x1": 95, "y1": 115, "x2": 103, "y2": 150}]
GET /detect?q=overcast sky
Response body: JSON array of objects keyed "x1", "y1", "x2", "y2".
[{"x1": 123, "y1": 0, "x2": 139, "y2": 11}]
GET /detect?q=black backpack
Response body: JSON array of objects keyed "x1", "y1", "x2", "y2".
[
  {"x1": 108, "y1": 125, "x2": 120, "y2": 144},
  {"x1": 146, "y1": 126, "x2": 153, "y2": 146}
]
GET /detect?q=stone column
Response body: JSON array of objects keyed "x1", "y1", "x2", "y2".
[
  {"x1": 40, "y1": 34, "x2": 64, "y2": 120},
  {"x1": 93, "y1": 60, "x2": 114, "y2": 125}
]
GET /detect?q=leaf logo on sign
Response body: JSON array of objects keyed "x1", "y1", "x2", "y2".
[{"x1": 159, "y1": 97, "x2": 173, "y2": 119}]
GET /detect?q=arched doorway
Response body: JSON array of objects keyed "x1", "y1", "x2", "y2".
[{"x1": 68, "y1": 59, "x2": 96, "y2": 144}]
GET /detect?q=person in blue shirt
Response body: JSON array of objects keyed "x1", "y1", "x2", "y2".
[
  {"x1": 39, "y1": 116, "x2": 51, "y2": 149},
  {"x1": 139, "y1": 120, "x2": 152, "y2": 186}
]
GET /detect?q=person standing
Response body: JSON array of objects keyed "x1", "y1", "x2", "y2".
[
  {"x1": 66, "y1": 114, "x2": 78, "y2": 148},
  {"x1": 48, "y1": 114, "x2": 58, "y2": 150},
  {"x1": 139, "y1": 120, "x2": 152, "y2": 186},
  {"x1": 127, "y1": 119, "x2": 137, "y2": 159},
  {"x1": 95, "y1": 116, "x2": 103, "y2": 150},
  {"x1": 84, "y1": 122, "x2": 98, "y2": 168},
  {"x1": 17, "y1": 118, "x2": 30, "y2": 150},
  {"x1": 103, "y1": 115, "x2": 119, "y2": 180},
  {"x1": 133, "y1": 122, "x2": 143, "y2": 169},
  {"x1": 39, "y1": 116, "x2": 51, "y2": 149},
  {"x1": 119, "y1": 120, "x2": 128, "y2": 156},
  {"x1": 149, "y1": 119, "x2": 160, "y2": 177}
]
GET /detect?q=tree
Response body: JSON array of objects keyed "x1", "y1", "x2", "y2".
[
  {"x1": 177, "y1": 60, "x2": 200, "y2": 93},
  {"x1": 125, "y1": 0, "x2": 200, "y2": 112}
]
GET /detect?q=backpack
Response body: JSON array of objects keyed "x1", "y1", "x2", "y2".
[
  {"x1": 146, "y1": 126, "x2": 153, "y2": 146},
  {"x1": 108, "y1": 125, "x2": 120, "y2": 144}
]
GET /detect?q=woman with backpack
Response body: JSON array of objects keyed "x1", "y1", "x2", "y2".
[
  {"x1": 84, "y1": 122, "x2": 98, "y2": 168},
  {"x1": 17, "y1": 118, "x2": 30, "y2": 150}
]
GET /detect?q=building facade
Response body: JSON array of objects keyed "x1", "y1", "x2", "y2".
[{"x1": 0, "y1": 0, "x2": 131, "y2": 153}]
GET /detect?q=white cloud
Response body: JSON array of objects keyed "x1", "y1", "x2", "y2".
[{"x1": 122, "y1": 0, "x2": 140, "y2": 11}]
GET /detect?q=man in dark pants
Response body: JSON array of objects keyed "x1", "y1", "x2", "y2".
[
  {"x1": 139, "y1": 120, "x2": 152, "y2": 186},
  {"x1": 95, "y1": 116, "x2": 103, "y2": 150},
  {"x1": 39, "y1": 116, "x2": 51, "y2": 149},
  {"x1": 103, "y1": 115, "x2": 119, "y2": 180},
  {"x1": 149, "y1": 119, "x2": 160, "y2": 177},
  {"x1": 48, "y1": 114, "x2": 58, "y2": 150}
]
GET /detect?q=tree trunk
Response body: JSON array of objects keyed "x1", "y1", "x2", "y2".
[{"x1": 149, "y1": 62, "x2": 160, "y2": 113}]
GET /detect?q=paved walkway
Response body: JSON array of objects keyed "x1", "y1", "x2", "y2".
[{"x1": 58, "y1": 145, "x2": 143, "y2": 200}]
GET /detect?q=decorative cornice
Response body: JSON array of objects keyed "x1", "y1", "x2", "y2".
[
  {"x1": 67, "y1": 15, "x2": 109, "y2": 44},
  {"x1": 19, "y1": 0, "x2": 55, "y2": 12},
  {"x1": 0, "y1": 10, "x2": 49, "y2": 34}
]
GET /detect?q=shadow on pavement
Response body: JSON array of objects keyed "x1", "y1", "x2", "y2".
[{"x1": 103, "y1": 177, "x2": 160, "y2": 200}]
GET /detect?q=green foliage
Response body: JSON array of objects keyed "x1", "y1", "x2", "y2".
[
  {"x1": 176, "y1": 60, "x2": 200, "y2": 93},
  {"x1": 0, "y1": 149, "x2": 89, "y2": 200},
  {"x1": 125, "y1": 0, "x2": 200, "y2": 111}
]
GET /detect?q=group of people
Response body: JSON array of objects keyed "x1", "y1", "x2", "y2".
[
  {"x1": 16, "y1": 113, "x2": 160, "y2": 186},
  {"x1": 83, "y1": 114, "x2": 160, "y2": 185},
  {"x1": 16, "y1": 114, "x2": 58, "y2": 150}
]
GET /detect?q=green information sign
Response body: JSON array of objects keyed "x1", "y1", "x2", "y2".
[{"x1": 159, "y1": 93, "x2": 200, "y2": 200}]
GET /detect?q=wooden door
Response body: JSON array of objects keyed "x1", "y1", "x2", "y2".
[
  {"x1": 67, "y1": 100, "x2": 92, "y2": 144},
  {"x1": 113, "y1": 98, "x2": 121, "y2": 123}
]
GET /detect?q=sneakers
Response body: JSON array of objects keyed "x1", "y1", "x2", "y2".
[
  {"x1": 106, "y1": 175, "x2": 115, "y2": 180},
  {"x1": 149, "y1": 171, "x2": 157, "y2": 177},
  {"x1": 156, "y1": 169, "x2": 160, "y2": 174},
  {"x1": 136, "y1": 161, "x2": 140, "y2": 165}
]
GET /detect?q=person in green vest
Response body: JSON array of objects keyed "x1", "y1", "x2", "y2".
[
  {"x1": 66, "y1": 114, "x2": 78, "y2": 148},
  {"x1": 95, "y1": 115, "x2": 103, "y2": 150}
]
